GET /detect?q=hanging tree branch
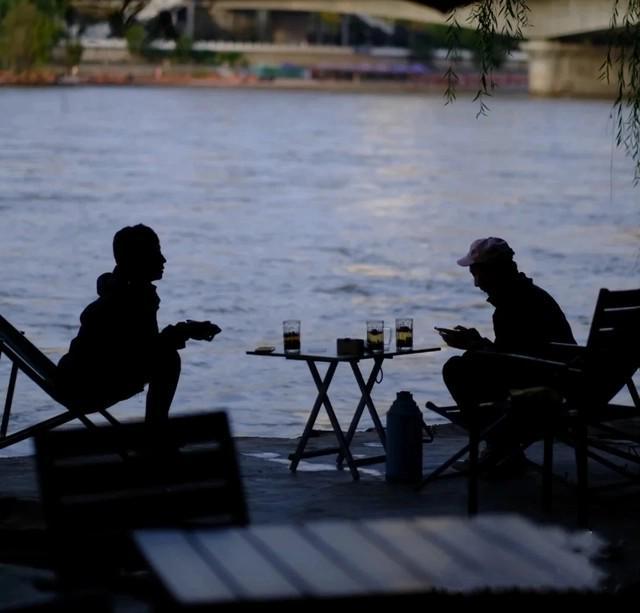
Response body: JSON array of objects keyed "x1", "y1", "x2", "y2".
[
  {"x1": 603, "y1": 0, "x2": 640, "y2": 184},
  {"x1": 469, "y1": 0, "x2": 499, "y2": 116},
  {"x1": 120, "y1": 0, "x2": 149, "y2": 25},
  {"x1": 440, "y1": 0, "x2": 638, "y2": 183},
  {"x1": 443, "y1": 8, "x2": 461, "y2": 104},
  {"x1": 443, "y1": 1, "x2": 528, "y2": 115},
  {"x1": 470, "y1": 0, "x2": 528, "y2": 116}
]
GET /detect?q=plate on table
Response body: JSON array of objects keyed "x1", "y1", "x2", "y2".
[{"x1": 254, "y1": 345, "x2": 276, "y2": 354}]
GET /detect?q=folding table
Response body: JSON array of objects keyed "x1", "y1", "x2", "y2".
[{"x1": 247, "y1": 347, "x2": 439, "y2": 480}]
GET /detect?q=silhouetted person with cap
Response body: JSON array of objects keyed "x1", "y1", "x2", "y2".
[
  {"x1": 436, "y1": 237, "x2": 576, "y2": 474},
  {"x1": 56, "y1": 224, "x2": 221, "y2": 427}
]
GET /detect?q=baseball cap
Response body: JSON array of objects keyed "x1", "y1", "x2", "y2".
[{"x1": 456, "y1": 237, "x2": 514, "y2": 267}]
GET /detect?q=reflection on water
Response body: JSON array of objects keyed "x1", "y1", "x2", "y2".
[{"x1": 0, "y1": 86, "x2": 638, "y2": 455}]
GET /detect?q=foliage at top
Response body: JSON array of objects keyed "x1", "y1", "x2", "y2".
[
  {"x1": 0, "y1": 0, "x2": 64, "y2": 16},
  {"x1": 443, "y1": 0, "x2": 528, "y2": 113},
  {"x1": 0, "y1": 0, "x2": 60, "y2": 71},
  {"x1": 108, "y1": 0, "x2": 148, "y2": 37},
  {"x1": 603, "y1": 0, "x2": 640, "y2": 184}
]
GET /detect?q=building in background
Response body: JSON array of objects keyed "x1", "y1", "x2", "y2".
[{"x1": 59, "y1": 0, "x2": 526, "y2": 88}]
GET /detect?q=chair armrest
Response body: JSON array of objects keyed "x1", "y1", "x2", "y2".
[
  {"x1": 474, "y1": 350, "x2": 582, "y2": 374},
  {"x1": 549, "y1": 342, "x2": 586, "y2": 349},
  {"x1": 546, "y1": 342, "x2": 586, "y2": 360}
]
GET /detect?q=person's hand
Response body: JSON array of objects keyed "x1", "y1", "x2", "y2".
[
  {"x1": 437, "y1": 326, "x2": 484, "y2": 351},
  {"x1": 184, "y1": 320, "x2": 221, "y2": 341}
]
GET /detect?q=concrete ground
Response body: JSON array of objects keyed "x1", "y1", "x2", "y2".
[{"x1": 1, "y1": 424, "x2": 640, "y2": 610}]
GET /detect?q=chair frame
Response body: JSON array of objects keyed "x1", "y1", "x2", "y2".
[
  {"x1": 0, "y1": 313, "x2": 119, "y2": 451},
  {"x1": 546, "y1": 288, "x2": 640, "y2": 525}
]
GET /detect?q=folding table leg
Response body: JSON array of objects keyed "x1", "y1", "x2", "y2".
[
  {"x1": 350, "y1": 358, "x2": 386, "y2": 446},
  {"x1": 289, "y1": 362, "x2": 337, "y2": 474},
  {"x1": 335, "y1": 359, "x2": 385, "y2": 469},
  {"x1": 306, "y1": 361, "x2": 360, "y2": 480},
  {"x1": 288, "y1": 362, "x2": 360, "y2": 479}
]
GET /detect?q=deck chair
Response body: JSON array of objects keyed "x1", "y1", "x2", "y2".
[
  {"x1": 0, "y1": 313, "x2": 120, "y2": 451},
  {"x1": 35, "y1": 410, "x2": 248, "y2": 587},
  {"x1": 546, "y1": 287, "x2": 640, "y2": 524},
  {"x1": 421, "y1": 288, "x2": 640, "y2": 526}
]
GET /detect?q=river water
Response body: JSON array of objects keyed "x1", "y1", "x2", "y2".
[{"x1": 0, "y1": 86, "x2": 638, "y2": 455}]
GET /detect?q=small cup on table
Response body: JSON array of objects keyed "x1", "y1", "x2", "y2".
[
  {"x1": 366, "y1": 320, "x2": 391, "y2": 353},
  {"x1": 395, "y1": 318, "x2": 413, "y2": 351},
  {"x1": 283, "y1": 320, "x2": 301, "y2": 354}
]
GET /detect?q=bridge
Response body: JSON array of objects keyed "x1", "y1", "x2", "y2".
[
  {"x1": 212, "y1": 0, "x2": 636, "y2": 97},
  {"x1": 70, "y1": 0, "x2": 636, "y2": 97},
  {"x1": 215, "y1": 0, "x2": 626, "y2": 40}
]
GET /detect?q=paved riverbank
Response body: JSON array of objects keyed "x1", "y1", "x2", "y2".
[{"x1": 1, "y1": 424, "x2": 639, "y2": 609}]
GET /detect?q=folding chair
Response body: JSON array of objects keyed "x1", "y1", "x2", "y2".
[
  {"x1": 35, "y1": 411, "x2": 248, "y2": 587},
  {"x1": 548, "y1": 287, "x2": 640, "y2": 525},
  {"x1": 0, "y1": 313, "x2": 120, "y2": 451},
  {"x1": 421, "y1": 288, "x2": 640, "y2": 526}
]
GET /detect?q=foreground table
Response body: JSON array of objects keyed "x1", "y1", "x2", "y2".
[
  {"x1": 134, "y1": 514, "x2": 602, "y2": 609},
  {"x1": 246, "y1": 347, "x2": 440, "y2": 479}
]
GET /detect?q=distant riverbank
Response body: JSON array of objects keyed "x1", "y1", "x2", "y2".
[{"x1": 0, "y1": 65, "x2": 528, "y2": 94}]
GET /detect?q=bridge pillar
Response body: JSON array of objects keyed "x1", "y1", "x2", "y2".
[
  {"x1": 256, "y1": 9, "x2": 270, "y2": 42},
  {"x1": 341, "y1": 15, "x2": 350, "y2": 46},
  {"x1": 522, "y1": 40, "x2": 618, "y2": 99},
  {"x1": 184, "y1": 0, "x2": 195, "y2": 39}
]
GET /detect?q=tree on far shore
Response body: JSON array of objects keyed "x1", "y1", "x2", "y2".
[{"x1": 0, "y1": 0, "x2": 59, "y2": 72}]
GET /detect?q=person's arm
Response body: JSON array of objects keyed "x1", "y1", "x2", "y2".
[{"x1": 436, "y1": 326, "x2": 493, "y2": 351}]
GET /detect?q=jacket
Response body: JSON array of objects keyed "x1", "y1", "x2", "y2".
[
  {"x1": 488, "y1": 272, "x2": 576, "y2": 355},
  {"x1": 57, "y1": 269, "x2": 184, "y2": 402}
]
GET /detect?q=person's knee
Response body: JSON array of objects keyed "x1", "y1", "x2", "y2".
[
  {"x1": 168, "y1": 348, "x2": 181, "y2": 371},
  {"x1": 165, "y1": 348, "x2": 181, "y2": 377},
  {"x1": 442, "y1": 355, "x2": 466, "y2": 387},
  {"x1": 151, "y1": 347, "x2": 181, "y2": 379}
]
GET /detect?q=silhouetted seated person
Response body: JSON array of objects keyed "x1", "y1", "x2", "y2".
[
  {"x1": 56, "y1": 224, "x2": 221, "y2": 427},
  {"x1": 435, "y1": 237, "x2": 576, "y2": 475}
]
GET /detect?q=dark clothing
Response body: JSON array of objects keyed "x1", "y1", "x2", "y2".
[
  {"x1": 443, "y1": 272, "x2": 576, "y2": 408},
  {"x1": 487, "y1": 272, "x2": 576, "y2": 354},
  {"x1": 443, "y1": 272, "x2": 576, "y2": 450},
  {"x1": 57, "y1": 269, "x2": 184, "y2": 413}
]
